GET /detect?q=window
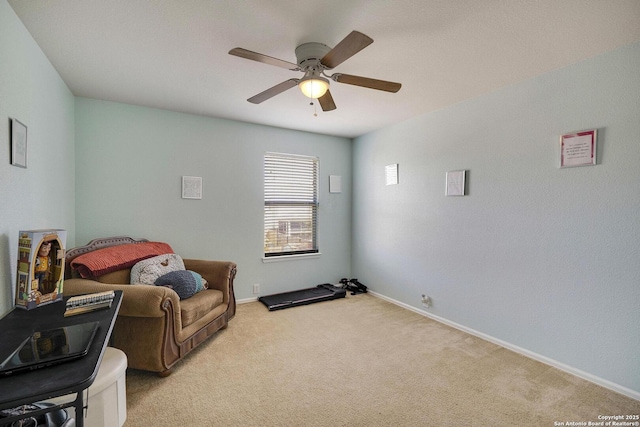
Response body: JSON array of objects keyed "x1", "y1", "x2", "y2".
[{"x1": 264, "y1": 153, "x2": 318, "y2": 257}]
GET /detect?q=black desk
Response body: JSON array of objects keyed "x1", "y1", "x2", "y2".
[{"x1": 0, "y1": 290, "x2": 122, "y2": 427}]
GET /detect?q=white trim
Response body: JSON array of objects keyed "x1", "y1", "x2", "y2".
[
  {"x1": 368, "y1": 290, "x2": 640, "y2": 402},
  {"x1": 262, "y1": 252, "x2": 322, "y2": 263},
  {"x1": 237, "y1": 297, "x2": 259, "y2": 304}
]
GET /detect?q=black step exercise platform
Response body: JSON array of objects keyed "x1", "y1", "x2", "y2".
[{"x1": 258, "y1": 284, "x2": 346, "y2": 311}]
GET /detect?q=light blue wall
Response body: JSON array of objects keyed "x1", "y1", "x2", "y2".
[
  {"x1": 352, "y1": 42, "x2": 640, "y2": 395},
  {"x1": 74, "y1": 98, "x2": 352, "y2": 300},
  {"x1": 2, "y1": 0, "x2": 637, "y2": 398},
  {"x1": 0, "y1": 1, "x2": 76, "y2": 317}
]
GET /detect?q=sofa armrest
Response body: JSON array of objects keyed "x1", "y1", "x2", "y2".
[
  {"x1": 183, "y1": 259, "x2": 236, "y2": 304},
  {"x1": 64, "y1": 278, "x2": 180, "y2": 318}
]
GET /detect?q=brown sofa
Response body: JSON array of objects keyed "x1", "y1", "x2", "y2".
[{"x1": 63, "y1": 236, "x2": 236, "y2": 376}]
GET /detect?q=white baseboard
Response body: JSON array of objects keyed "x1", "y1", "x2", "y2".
[
  {"x1": 237, "y1": 296, "x2": 259, "y2": 304},
  {"x1": 368, "y1": 290, "x2": 640, "y2": 402}
]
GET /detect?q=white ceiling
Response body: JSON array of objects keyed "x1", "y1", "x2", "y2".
[{"x1": 8, "y1": 0, "x2": 640, "y2": 139}]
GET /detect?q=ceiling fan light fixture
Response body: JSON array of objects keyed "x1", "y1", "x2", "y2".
[
  {"x1": 299, "y1": 75, "x2": 329, "y2": 99},
  {"x1": 230, "y1": 30, "x2": 400, "y2": 111}
]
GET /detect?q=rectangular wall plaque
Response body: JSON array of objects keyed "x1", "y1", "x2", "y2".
[
  {"x1": 329, "y1": 175, "x2": 342, "y2": 193},
  {"x1": 560, "y1": 129, "x2": 596, "y2": 168},
  {"x1": 446, "y1": 170, "x2": 466, "y2": 196},
  {"x1": 11, "y1": 118, "x2": 27, "y2": 168},
  {"x1": 182, "y1": 176, "x2": 202, "y2": 199},
  {"x1": 385, "y1": 164, "x2": 398, "y2": 185}
]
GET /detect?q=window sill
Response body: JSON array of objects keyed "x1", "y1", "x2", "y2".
[{"x1": 262, "y1": 253, "x2": 322, "y2": 263}]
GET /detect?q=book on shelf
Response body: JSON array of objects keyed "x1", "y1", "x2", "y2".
[{"x1": 64, "y1": 290, "x2": 115, "y2": 317}]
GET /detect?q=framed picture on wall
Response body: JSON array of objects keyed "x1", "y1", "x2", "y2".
[
  {"x1": 560, "y1": 129, "x2": 596, "y2": 168},
  {"x1": 446, "y1": 170, "x2": 466, "y2": 196},
  {"x1": 385, "y1": 164, "x2": 398, "y2": 185},
  {"x1": 182, "y1": 176, "x2": 202, "y2": 199},
  {"x1": 11, "y1": 118, "x2": 27, "y2": 168}
]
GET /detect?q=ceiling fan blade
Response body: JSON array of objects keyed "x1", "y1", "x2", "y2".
[
  {"x1": 247, "y1": 79, "x2": 299, "y2": 104},
  {"x1": 229, "y1": 48, "x2": 299, "y2": 71},
  {"x1": 320, "y1": 31, "x2": 373, "y2": 69},
  {"x1": 318, "y1": 90, "x2": 337, "y2": 112},
  {"x1": 333, "y1": 73, "x2": 401, "y2": 93}
]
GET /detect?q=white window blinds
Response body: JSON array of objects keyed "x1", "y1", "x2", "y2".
[{"x1": 264, "y1": 153, "x2": 318, "y2": 257}]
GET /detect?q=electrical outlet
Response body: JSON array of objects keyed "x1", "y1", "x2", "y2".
[
  {"x1": 253, "y1": 284, "x2": 260, "y2": 294},
  {"x1": 421, "y1": 294, "x2": 431, "y2": 308}
]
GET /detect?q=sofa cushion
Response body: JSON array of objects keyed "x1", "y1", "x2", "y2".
[
  {"x1": 131, "y1": 254, "x2": 185, "y2": 285},
  {"x1": 96, "y1": 269, "x2": 131, "y2": 284},
  {"x1": 155, "y1": 270, "x2": 205, "y2": 300},
  {"x1": 180, "y1": 289, "x2": 224, "y2": 328},
  {"x1": 70, "y1": 242, "x2": 174, "y2": 279}
]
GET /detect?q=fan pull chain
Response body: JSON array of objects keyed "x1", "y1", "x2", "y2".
[{"x1": 311, "y1": 84, "x2": 318, "y2": 116}]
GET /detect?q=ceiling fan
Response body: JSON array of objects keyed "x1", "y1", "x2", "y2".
[{"x1": 228, "y1": 30, "x2": 401, "y2": 112}]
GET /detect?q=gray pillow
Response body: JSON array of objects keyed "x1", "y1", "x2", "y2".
[{"x1": 155, "y1": 270, "x2": 205, "y2": 300}]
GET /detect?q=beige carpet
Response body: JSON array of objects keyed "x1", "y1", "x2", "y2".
[{"x1": 125, "y1": 294, "x2": 639, "y2": 426}]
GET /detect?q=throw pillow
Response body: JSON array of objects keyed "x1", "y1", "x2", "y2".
[
  {"x1": 130, "y1": 253, "x2": 185, "y2": 285},
  {"x1": 191, "y1": 272, "x2": 208, "y2": 292},
  {"x1": 155, "y1": 270, "x2": 206, "y2": 300}
]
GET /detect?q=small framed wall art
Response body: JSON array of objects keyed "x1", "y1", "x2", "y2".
[
  {"x1": 329, "y1": 175, "x2": 342, "y2": 193},
  {"x1": 181, "y1": 176, "x2": 202, "y2": 199},
  {"x1": 11, "y1": 118, "x2": 27, "y2": 168},
  {"x1": 446, "y1": 170, "x2": 466, "y2": 196},
  {"x1": 560, "y1": 129, "x2": 596, "y2": 168},
  {"x1": 385, "y1": 164, "x2": 398, "y2": 185}
]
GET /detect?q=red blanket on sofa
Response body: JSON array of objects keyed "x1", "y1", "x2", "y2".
[{"x1": 70, "y1": 241, "x2": 174, "y2": 279}]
